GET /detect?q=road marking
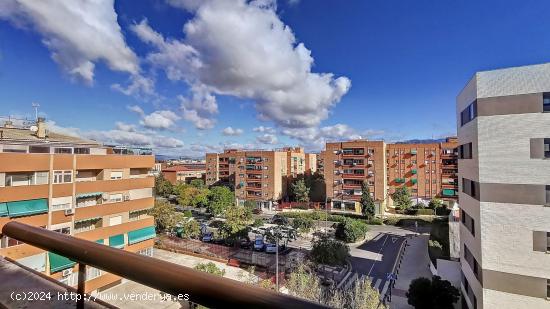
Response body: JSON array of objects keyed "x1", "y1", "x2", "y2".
[
  {"x1": 367, "y1": 234, "x2": 389, "y2": 277},
  {"x1": 374, "y1": 279, "x2": 382, "y2": 290},
  {"x1": 381, "y1": 280, "x2": 390, "y2": 295},
  {"x1": 391, "y1": 236, "x2": 397, "y2": 243}
]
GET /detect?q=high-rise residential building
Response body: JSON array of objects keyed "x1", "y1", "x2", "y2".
[
  {"x1": 457, "y1": 63, "x2": 550, "y2": 308},
  {"x1": 321, "y1": 138, "x2": 458, "y2": 211},
  {"x1": 205, "y1": 148, "x2": 317, "y2": 209},
  {"x1": 323, "y1": 140, "x2": 387, "y2": 212},
  {"x1": 0, "y1": 118, "x2": 155, "y2": 294}
]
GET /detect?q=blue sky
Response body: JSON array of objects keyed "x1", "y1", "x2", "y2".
[{"x1": 1, "y1": 0, "x2": 549, "y2": 157}]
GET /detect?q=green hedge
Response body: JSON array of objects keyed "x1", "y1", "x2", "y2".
[
  {"x1": 335, "y1": 218, "x2": 369, "y2": 243},
  {"x1": 404, "y1": 208, "x2": 436, "y2": 216},
  {"x1": 281, "y1": 211, "x2": 381, "y2": 225}
]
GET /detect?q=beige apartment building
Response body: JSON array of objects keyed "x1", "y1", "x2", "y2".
[
  {"x1": 457, "y1": 63, "x2": 550, "y2": 308},
  {"x1": 322, "y1": 138, "x2": 458, "y2": 212},
  {"x1": 205, "y1": 148, "x2": 316, "y2": 209},
  {"x1": 0, "y1": 118, "x2": 155, "y2": 294},
  {"x1": 162, "y1": 164, "x2": 206, "y2": 185}
]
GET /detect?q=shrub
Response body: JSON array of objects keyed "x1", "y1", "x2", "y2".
[
  {"x1": 310, "y1": 236, "x2": 350, "y2": 266},
  {"x1": 428, "y1": 198, "x2": 443, "y2": 209},
  {"x1": 407, "y1": 276, "x2": 460, "y2": 309},
  {"x1": 367, "y1": 218, "x2": 383, "y2": 225},
  {"x1": 335, "y1": 218, "x2": 368, "y2": 243},
  {"x1": 435, "y1": 207, "x2": 451, "y2": 216},
  {"x1": 252, "y1": 218, "x2": 264, "y2": 227},
  {"x1": 183, "y1": 210, "x2": 193, "y2": 217},
  {"x1": 383, "y1": 216, "x2": 434, "y2": 226},
  {"x1": 194, "y1": 262, "x2": 225, "y2": 277},
  {"x1": 292, "y1": 217, "x2": 314, "y2": 233}
]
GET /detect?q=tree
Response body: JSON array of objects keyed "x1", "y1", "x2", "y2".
[
  {"x1": 360, "y1": 181, "x2": 376, "y2": 219},
  {"x1": 310, "y1": 236, "x2": 350, "y2": 266},
  {"x1": 154, "y1": 174, "x2": 173, "y2": 197},
  {"x1": 176, "y1": 184, "x2": 209, "y2": 208},
  {"x1": 190, "y1": 179, "x2": 206, "y2": 189},
  {"x1": 286, "y1": 265, "x2": 322, "y2": 303},
  {"x1": 207, "y1": 186, "x2": 234, "y2": 216},
  {"x1": 392, "y1": 187, "x2": 413, "y2": 209},
  {"x1": 194, "y1": 262, "x2": 225, "y2": 277},
  {"x1": 219, "y1": 206, "x2": 252, "y2": 242},
  {"x1": 291, "y1": 217, "x2": 314, "y2": 234},
  {"x1": 244, "y1": 200, "x2": 257, "y2": 210},
  {"x1": 347, "y1": 277, "x2": 384, "y2": 309},
  {"x1": 292, "y1": 179, "x2": 310, "y2": 203},
  {"x1": 148, "y1": 200, "x2": 183, "y2": 232},
  {"x1": 428, "y1": 198, "x2": 443, "y2": 209},
  {"x1": 180, "y1": 219, "x2": 201, "y2": 239},
  {"x1": 406, "y1": 276, "x2": 459, "y2": 309},
  {"x1": 335, "y1": 218, "x2": 368, "y2": 243}
]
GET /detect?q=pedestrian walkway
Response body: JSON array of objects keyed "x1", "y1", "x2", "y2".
[{"x1": 388, "y1": 234, "x2": 432, "y2": 309}]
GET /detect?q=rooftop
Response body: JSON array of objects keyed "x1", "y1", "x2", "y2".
[
  {"x1": 163, "y1": 164, "x2": 206, "y2": 172},
  {"x1": 475, "y1": 62, "x2": 550, "y2": 99},
  {"x1": 0, "y1": 126, "x2": 100, "y2": 147}
]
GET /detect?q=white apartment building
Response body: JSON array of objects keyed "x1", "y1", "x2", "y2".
[{"x1": 457, "y1": 63, "x2": 550, "y2": 308}]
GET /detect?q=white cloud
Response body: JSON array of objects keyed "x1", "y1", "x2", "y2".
[
  {"x1": 253, "y1": 126, "x2": 275, "y2": 134},
  {"x1": 256, "y1": 133, "x2": 278, "y2": 145},
  {"x1": 281, "y1": 123, "x2": 366, "y2": 150},
  {"x1": 177, "y1": 89, "x2": 218, "y2": 129},
  {"x1": 135, "y1": 0, "x2": 350, "y2": 129},
  {"x1": 1, "y1": 0, "x2": 139, "y2": 84},
  {"x1": 127, "y1": 105, "x2": 145, "y2": 116},
  {"x1": 139, "y1": 110, "x2": 180, "y2": 130},
  {"x1": 84, "y1": 128, "x2": 184, "y2": 149},
  {"x1": 111, "y1": 74, "x2": 158, "y2": 100},
  {"x1": 222, "y1": 126, "x2": 243, "y2": 136},
  {"x1": 114, "y1": 121, "x2": 137, "y2": 132}
]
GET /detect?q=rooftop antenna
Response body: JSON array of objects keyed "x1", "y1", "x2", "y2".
[{"x1": 32, "y1": 102, "x2": 40, "y2": 121}]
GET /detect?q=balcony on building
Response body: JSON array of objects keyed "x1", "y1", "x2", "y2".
[
  {"x1": 442, "y1": 189, "x2": 457, "y2": 197},
  {"x1": 394, "y1": 178, "x2": 406, "y2": 184},
  {"x1": 341, "y1": 148, "x2": 365, "y2": 156},
  {"x1": 410, "y1": 149, "x2": 417, "y2": 155}
]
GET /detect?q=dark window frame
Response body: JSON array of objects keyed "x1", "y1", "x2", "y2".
[
  {"x1": 543, "y1": 93, "x2": 550, "y2": 112},
  {"x1": 461, "y1": 100, "x2": 478, "y2": 126}
]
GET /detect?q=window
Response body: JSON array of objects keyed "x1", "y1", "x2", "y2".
[
  {"x1": 544, "y1": 93, "x2": 550, "y2": 112},
  {"x1": 461, "y1": 209, "x2": 475, "y2": 237},
  {"x1": 74, "y1": 148, "x2": 90, "y2": 154},
  {"x1": 460, "y1": 100, "x2": 477, "y2": 126},
  {"x1": 74, "y1": 218, "x2": 101, "y2": 233},
  {"x1": 462, "y1": 178, "x2": 480, "y2": 200},
  {"x1": 54, "y1": 148, "x2": 72, "y2": 154},
  {"x1": 459, "y1": 143, "x2": 473, "y2": 159},
  {"x1": 53, "y1": 227, "x2": 71, "y2": 235},
  {"x1": 0, "y1": 235, "x2": 23, "y2": 248},
  {"x1": 547, "y1": 279, "x2": 550, "y2": 299},
  {"x1": 546, "y1": 186, "x2": 550, "y2": 206},
  {"x1": 53, "y1": 171, "x2": 72, "y2": 184},
  {"x1": 138, "y1": 247, "x2": 154, "y2": 257},
  {"x1": 109, "y1": 215, "x2": 122, "y2": 226},
  {"x1": 86, "y1": 267, "x2": 103, "y2": 280},
  {"x1": 545, "y1": 139, "x2": 550, "y2": 158},
  {"x1": 129, "y1": 209, "x2": 148, "y2": 221},
  {"x1": 464, "y1": 244, "x2": 482, "y2": 282},
  {"x1": 110, "y1": 171, "x2": 123, "y2": 180},
  {"x1": 29, "y1": 146, "x2": 50, "y2": 153},
  {"x1": 51, "y1": 197, "x2": 72, "y2": 211},
  {"x1": 109, "y1": 193, "x2": 123, "y2": 203}
]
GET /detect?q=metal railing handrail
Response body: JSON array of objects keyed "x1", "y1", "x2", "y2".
[{"x1": 2, "y1": 222, "x2": 326, "y2": 309}]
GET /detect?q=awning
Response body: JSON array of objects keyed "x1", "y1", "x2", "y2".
[
  {"x1": 411, "y1": 150, "x2": 417, "y2": 155},
  {"x1": 76, "y1": 192, "x2": 103, "y2": 199},
  {"x1": 96, "y1": 239, "x2": 104, "y2": 244},
  {"x1": 109, "y1": 234, "x2": 125, "y2": 248},
  {"x1": 411, "y1": 169, "x2": 417, "y2": 174},
  {"x1": 7, "y1": 199, "x2": 48, "y2": 218},
  {"x1": 411, "y1": 179, "x2": 418, "y2": 184},
  {"x1": 0, "y1": 203, "x2": 8, "y2": 217},
  {"x1": 48, "y1": 252, "x2": 75, "y2": 273},
  {"x1": 128, "y1": 226, "x2": 156, "y2": 245},
  {"x1": 443, "y1": 189, "x2": 456, "y2": 196}
]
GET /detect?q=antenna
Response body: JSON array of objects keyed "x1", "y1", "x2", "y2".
[{"x1": 32, "y1": 102, "x2": 40, "y2": 121}]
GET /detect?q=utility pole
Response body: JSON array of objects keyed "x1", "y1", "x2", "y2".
[{"x1": 275, "y1": 237, "x2": 279, "y2": 292}]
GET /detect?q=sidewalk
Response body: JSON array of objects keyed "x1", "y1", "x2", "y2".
[{"x1": 388, "y1": 234, "x2": 432, "y2": 309}]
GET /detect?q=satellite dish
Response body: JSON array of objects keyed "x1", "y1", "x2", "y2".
[{"x1": 29, "y1": 126, "x2": 38, "y2": 132}]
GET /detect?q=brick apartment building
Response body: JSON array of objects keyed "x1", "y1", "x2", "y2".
[
  {"x1": 457, "y1": 63, "x2": 550, "y2": 308},
  {"x1": 322, "y1": 138, "x2": 458, "y2": 212},
  {"x1": 162, "y1": 164, "x2": 206, "y2": 185},
  {"x1": 205, "y1": 148, "x2": 317, "y2": 209},
  {"x1": 0, "y1": 118, "x2": 155, "y2": 294}
]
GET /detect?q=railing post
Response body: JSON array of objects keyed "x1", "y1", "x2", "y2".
[{"x1": 77, "y1": 263, "x2": 86, "y2": 309}]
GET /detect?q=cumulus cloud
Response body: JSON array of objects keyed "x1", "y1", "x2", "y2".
[
  {"x1": 177, "y1": 89, "x2": 218, "y2": 129},
  {"x1": 134, "y1": 0, "x2": 350, "y2": 129},
  {"x1": 84, "y1": 127, "x2": 184, "y2": 149},
  {"x1": 253, "y1": 126, "x2": 276, "y2": 134},
  {"x1": 281, "y1": 123, "x2": 365, "y2": 150},
  {"x1": 222, "y1": 126, "x2": 243, "y2": 136},
  {"x1": 115, "y1": 121, "x2": 137, "y2": 132},
  {"x1": 127, "y1": 105, "x2": 145, "y2": 116},
  {"x1": 111, "y1": 74, "x2": 158, "y2": 100},
  {"x1": 1, "y1": 0, "x2": 139, "y2": 84},
  {"x1": 139, "y1": 110, "x2": 180, "y2": 130},
  {"x1": 256, "y1": 133, "x2": 278, "y2": 145}
]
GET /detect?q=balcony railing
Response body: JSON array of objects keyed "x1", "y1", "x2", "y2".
[{"x1": 1, "y1": 222, "x2": 324, "y2": 309}]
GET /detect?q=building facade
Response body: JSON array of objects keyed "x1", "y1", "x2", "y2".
[
  {"x1": 0, "y1": 118, "x2": 155, "y2": 294},
  {"x1": 322, "y1": 138, "x2": 458, "y2": 211},
  {"x1": 457, "y1": 63, "x2": 550, "y2": 308},
  {"x1": 205, "y1": 148, "x2": 317, "y2": 209},
  {"x1": 162, "y1": 164, "x2": 206, "y2": 185}
]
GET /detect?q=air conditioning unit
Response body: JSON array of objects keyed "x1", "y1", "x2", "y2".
[
  {"x1": 102, "y1": 193, "x2": 109, "y2": 200},
  {"x1": 62, "y1": 268, "x2": 73, "y2": 277},
  {"x1": 64, "y1": 208, "x2": 75, "y2": 215}
]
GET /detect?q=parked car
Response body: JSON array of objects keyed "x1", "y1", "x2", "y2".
[
  {"x1": 253, "y1": 236, "x2": 265, "y2": 251},
  {"x1": 201, "y1": 232, "x2": 213, "y2": 242},
  {"x1": 240, "y1": 239, "x2": 252, "y2": 249},
  {"x1": 271, "y1": 215, "x2": 289, "y2": 225},
  {"x1": 252, "y1": 208, "x2": 262, "y2": 215},
  {"x1": 265, "y1": 242, "x2": 278, "y2": 253}
]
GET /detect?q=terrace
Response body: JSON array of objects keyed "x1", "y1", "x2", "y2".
[{"x1": 0, "y1": 221, "x2": 323, "y2": 309}]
